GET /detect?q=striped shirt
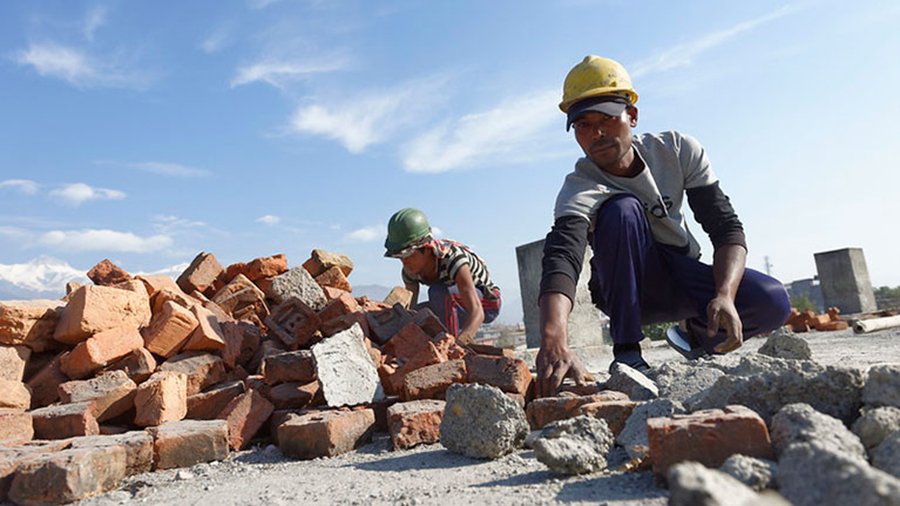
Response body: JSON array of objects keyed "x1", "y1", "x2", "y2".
[{"x1": 401, "y1": 239, "x2": 499, "y2": 299}]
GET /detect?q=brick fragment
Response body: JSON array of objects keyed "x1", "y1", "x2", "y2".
[
  {"x1": 400, "y1": 359, "x2": 468, "y2": 401},
  {"x1": 0, "y1": 380, "x2": 30, "y2": 411},
  {"x1": 100, "y1": 347, "x2": 157, "y2": 383},
  {"x1": 159, "y1": 352, "x2": 225, "y2": 396},
  {"x1": 186, "y1": 381, "x2": 245, "y2": 420},
  {"x1": 0, "y1": 300, "x2": 65, "y2": 353},
  {"x1": 218, "y1": 390, "x2": 274, "y2": 450},
  {"x1": 222, "y1": 364, "x2": 249, "y2": 383},
  {"x1": 58, "y1": 370, "x2": 137, "y2": 422},
  {"x1": 357, "y1": 296, "x2": 391, "y2": 312},
  {"x1": 31, "y1": 402, "x2": 100, "y2": 439},
  {"x1": 382, "y1": 322, "x2": 431, "y2": 361},
  {"x1": 135, "y1": 275, "x2": 182, "y2": 299},
  {"x1": 367, "y1": 304, "x2": 414, "y2": 345},
  {"x1": 388, "y1": 399, "x2": 445, "y2": 450},
  {"x1": 248, "y1": 339, "x2": 286, "y2": 375},
  {"x1": 265, "y1": 298, "x2": 321, "y2": 349},
  {"x1": 317, "y1": 292, "x2": 360, "y2": 323},
  {"x1": 647, "y1": 405, "x2": 774, "y2": 475},
  {"x1": 147, "y1": 419, "x2": 229, "y2": 470},
  {"x1": 60, "y1": 326, "x2": 143, "y2": 379},
  {"x1": 176, "y1": 252, "x2": 224, "y2": 295},
  {"x1": 0, "y1": 345, "x2": 30, "y2": 382},
  {"x1": 321, "y1": 286, "x2": 350, "y2": 302},
  {"x1": 211, "y1": 274, "x2": 268, "y2": 323},
  {"x1": 526, "y1": 391, "x2": 630, "y2": 430},
  {"x1": 265, "y1": 381, "x2": 321, "y2": 410},
  {"x1": 143, "y1": 301, "x2": 199, "y2": 358},
  {"x1": 0, "y1": 410, "x2": 33, "y2": 446},
  {"x1": 320, "y1": 311, "x2": 369, "y2": 338},
  {"x1": 465, "y1": 355, "x2": 532, "y2": 395},
  {"x1": 302, "y1": 249, "x2": 354, "y2": 278},
  {"x1": 277, "y1": 408, "x2": 374, "y2": 459},
  {"x1": 151, "y1": 288, "x2": 197, "y2": 315},
  {"x1": 8, "y1": 445, "x2": 127, "y2": 505},
  {"x1": 383, "y1": 286, "x2": 413, "y2": 309},
  {"x1": 574, "y1": 399, "x2": 637, "y2": 436},
  {"x1": 183, "y1": 304, "x2": 227, "y2": 352},
  {"x1": 263, "y1": 350, "x2": 317, "y2": 385},
  {"x1": 314, "y1": 266, "x2": 352, "y2": 292},
  {"x1": 413, "y1": 307, "x2": 447, "y2": 337},
  {"x1": 26, "y1": 354, "x2": 68, "y2": 408},
  {"x1": 87, "y1": 259, "x2": 132, "y2": 287},
  {"x1": 468, "y1": 343, "x2": 516, "y2": 358},
  {"x1": 54, "y1": 285, "x2": 150, "y2": 345},
  {"x1": 134, "y1": 371, "x2": 188, "y2": 427},
  {"x1": 68, "y1": 431, "x2": 154, "y2": 476},
  {"x1": 433, "y1": 333, "x2": 467, "y2": 360},
  {"x1": 221, "y1": 320, "x2": 259, "y2": 369},
  {"x1": 245, "y1": 254, "x2": 289, "y2": 281}
]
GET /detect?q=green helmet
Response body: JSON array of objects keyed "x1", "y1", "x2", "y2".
[{"x1": 384, "y1": 208, "x2": 432, "y2": 257}]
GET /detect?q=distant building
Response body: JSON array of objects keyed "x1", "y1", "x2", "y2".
[{"x1": 785, "y1": 277, "x2": 824, "y2": 312}]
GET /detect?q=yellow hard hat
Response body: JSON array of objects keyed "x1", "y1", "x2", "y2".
[{"x1": 559, "y1": 55, "x2": 638, "y2": 113}]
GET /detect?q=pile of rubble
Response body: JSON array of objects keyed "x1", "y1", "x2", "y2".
[
  {"x1": 0, "y1": 250, "x2": 533, "y2": 505},
  {"x1": 783, "y1": 306, "x2": 848, "y2": 332}
]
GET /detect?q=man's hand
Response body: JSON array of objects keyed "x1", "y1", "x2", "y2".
[
  {"x1": 536, "y1": 292, "x2": 587, "y2": 398},
  {"x1": 707, "y1": 295, "x2": 743, "y2": 353}
]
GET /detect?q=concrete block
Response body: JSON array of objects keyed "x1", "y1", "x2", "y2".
[
  {"x1": 58, "y1": 370, "x2": 137, "y2": 422},
  {"x1": 439, "y1": 383, "x2": 528, "y2": 459},
  {"x1": 770, "y1": 403, "x2": 865, "y2": 459},
  {"x1": 718, "y1": 454, "x2": 778, "y2": 492},
  {"x1": 667, "y1": 461, "x2": 760, "y2": 506},
  {"x1": 54, "y1": 285, "x2": 151, "y2": 345},
  {"x1": 312, "y1": 323, "x2": 383, "y2": 407},
  {"x1": 387, "y1": 399, "x2": 445, "y2": 450},
  {"x1": 863, "y1": 364, "x2": 900, "y2": 408},
  {"x1": 277, "y1": 408, "x2": 374, "y2": 459},
  {"x1": 60, "y1": 326, "x2": 143, "y2": 379},
  {"x1": 533, "y1": 416, "x2": 614, "y2": 475},
  {"x1": 147, "y1": 419, "x2": 229, "y2": 470},
  {"x1": 853, "y1": 406, "x2": 900, "y2": 450},
  {"x1": 267, "y1": 267, "x2": 327, "y2": 310},
  {"x1": 814, "y1": 247, "x2": 877, "y2": 314},
  {"x1": 0, "y1": 300, "x2": 65, "y2": 352},
  {"x1": 606, "y1": 362, "x2": 659, "y2": 400}
]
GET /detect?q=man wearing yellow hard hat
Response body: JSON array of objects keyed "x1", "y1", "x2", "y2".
[{"x1": 536, "y1": 56, "x2": 791, "y2": 397}]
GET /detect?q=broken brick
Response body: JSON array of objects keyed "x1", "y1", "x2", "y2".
[
  {"x1": 159, "y1": 352, "x2": 225, "y2": 396},
  {"x1": 387, "y1": 341, "x2": 445, "y2": 394},
  {"x1": 183, "y1": 304, "x2": 227, "y2": 352},
  {"x1": 26, "y1": 354, "x2": 68, "y2": 408},
  {"x1": 58, "y1": 370, "x2": 137, "y2": 422},
  {"x1": 0, "y1": 410, "x2": 33, "y2": 446},
  {"x1": 382, "y1": 322, "x2": 432, "y2": 362},
  {"x1": 574, "y1": 399, "x2": 637, "y2": 436},
  {"x1": 100, "y1": 347, "x2": 157, "y2": 383},
  {"x1": 277, "y1": 408, "x2": 374, "y2": 459},
  {"x1": 388, "y1": 399, "x2": 445, "y2": 450},
  {"x1": 211, "y1": 274, "x2": 268, "y2": 322},
  {"x1": 60, "y1": 326, "x2": 143, "y2": 379},
  {"x1": 320, "y1": 311, "x2": 369, "y2": 338},
  {"x1": 0, "y1": 300, "x2": 65, "y2": 353},
  {"x1": 526, "y1": 391, "x2": 630, "y2": 430},
  {"x1": 265, "y1": 381, "x2": 321, "y2": 410},
  {"x1": 432, "y1": 333, "x2": 467, "y2": 360},
  {"x1": 400, "y1": 359, "x2": 468, "y2": 401},
  {"x1": 68, "y1": 431, "x2": 154, "y2": 476},
  {"x1": 176, "y1": 252, "x2": 224, "y2": 295},
  {"x1": 314, "y1": 266, "x2": 352, "y2": 292},
  {"x1": 265, "y1": 298, "x2": 321, "y2": 350},
  {"x1": 147, "y1": 419, "x2": 229, "y2": 470},
  {"x1": 317, "y1": 292, "x2": 360, "y2": 323},
  {"x1": 366, "y1": 304, "x2": 414, "y2": 345},
  {"x1": 87, "y1": 259, "x2": 133, "y2": 287},
  {"x1": 383, "y1": 286, "x2": 413, "y2": 309},
  {"x1": 302, "y1": 249, "x2": 354, "y2": 278},
  {"x1": 31, "y1": 402, "x2": 100, "y2": 439},
  {"x1": 186, "y1": 381, "x2": 245, "y2": 420},
  {"x1": 53, "y1": 286, "x2": 151, "y2": 345},
  {"x1": 244, "y1": 254, "x2": 288, "y2": 281},
  {"x1": 413, "y1": 307, "x2": 447, "y2": 338},
  {"x1": 8, "y1": 444, "x2": 127, "y2": 505},
  {"x1": 465, "y1": 355, "x2": 532, "y2": 395},
  {"x1": 262, "y1": 350, "x2": 317, "y2": 386},
  {"x1": 0, "y1": 380, "x2": 30, "y2": 411},
  {"x1": 134, "y1": 371, "x2": 188, "y2": 427},
  {"x1": 217, "y1": 390, "x2": 274, "y2": 450},
  {"x1": 135, "y1": 275, "x2": 182, "y2": 299},
  {"x1": 321, "y1": 286, "x2": 350, "y2": 302},
  {"x1": 151, "y1": 288, "x2": 197, "y2": 315},
  {"x1": 143, "y1": 301, "x2": 199, "y2": 358},
  {"x1": 467, "y1": 343, "x2": 516, "y2": 358},
  {"x1": 0, "y1": 345, "x2": 30, "y2": 382}
]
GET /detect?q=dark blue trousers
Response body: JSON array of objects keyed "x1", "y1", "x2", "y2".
[
  {"x1": 417, "y1": 285, "x2": 501, "y2": 337},
  {"x1": 588, "y1": 194, "x2": 791, "y2": 353}
]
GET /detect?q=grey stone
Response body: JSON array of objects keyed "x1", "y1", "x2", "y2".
[
  {"x1": 532, "y1": 416, "x2": 614, "y2": 475},
  {"x1": 718, "y1": 454, "x2": 777, "y2": 491},
  {"x1": 853, "y1": 406, "x2": 900, "y2": 450},
  {"x1": 667, "y1": 461, "x2": 759, "y2": 506},
  {"x1": 8, "y1": 445, "x2": 128, "y2": 505},
  {"x1": 863, "y1": 364, "x2": 900, "y2": 408},
  {"x1": 605, "y1": 362, "x2": 658, "y2": 401},
  {"x1": 615, "y1": 398, "x2": 685, "y2": 459},
  {"x1": 67, "y1": 431, "x2": 154, "y2": 476},
  {"x1": 757, "y1": 328, "x2": 812, "y2": 360},
  {"x1": 872, "y1": 432, "x2": 900, "y2": 479},
  {"x1": 439, "y1": 383, "x2": 528, "y2": 459},
  {"x1": 266, "y1": 267, "x2": 327, "y2": 310},
  {"x1": 686, "y1": 356, "x2": 865, "y2": 424},
  {"x1": 770, "y1": 403, "x2": 866, "y2": 460},
  {"x1": 653, "y1": 362, "x2": 725, "y2": 404},
  {"x1": 312, "y1": 323, "x2": 383, "y2": 407},
  {"x1": 777, "y1": 442, "x2": 900, "y2": 506}
]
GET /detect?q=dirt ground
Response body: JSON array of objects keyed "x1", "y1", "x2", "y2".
[{"x1": 75, "y1": 326, "x2": 900, "y2": 506}]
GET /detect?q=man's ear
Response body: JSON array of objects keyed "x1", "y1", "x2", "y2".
[{"x1": 627, "y1": 106, "x2": 638, "y2": 127}]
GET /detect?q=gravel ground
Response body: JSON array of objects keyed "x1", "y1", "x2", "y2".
[{"x1": 75, "y1": 326, "x2": 900, "y2": 506}]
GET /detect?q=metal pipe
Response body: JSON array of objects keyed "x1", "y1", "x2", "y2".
[{"x1": 853, "y1": 315, "x2": 900, "y2": 334}]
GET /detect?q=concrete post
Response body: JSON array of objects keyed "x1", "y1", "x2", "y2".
[{"x1": 813, "y1": 247, "x2": 877, "y2": 314}]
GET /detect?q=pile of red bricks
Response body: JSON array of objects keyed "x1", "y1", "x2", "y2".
[
  {"x1": 784, "y1": 306, "x2": 849, "y2": 332},
  {"x1": 0, "y1": 250, "x2": 534, "y2": 504}
]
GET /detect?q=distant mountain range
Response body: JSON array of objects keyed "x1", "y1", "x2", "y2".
[{"x1": 0, "y1": 256, "x2": 89, "y2": 301}]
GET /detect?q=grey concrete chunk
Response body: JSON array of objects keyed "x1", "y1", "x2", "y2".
[
  {"x1": 605, "y1": 362, "x2": 658, "y2": 401},
  {"x1": 532, "y1": 416, "x2": 614, "y2": 475},
  {"x1": 67, "y1": 431, "x2": 154, "y2": 476},
  {"x1": 615, "y1": 398, "x2": 684, "y2": 460},
  {"x1": 653, "y1": 362, "x2": 725, "y2": 404},
  {"x1": 311, "y1": 323, "x2": 383, "y2": 407},
  {"x1": 853, "y1": 406, "x2": 900, "y2": 450},
  {"x1": 863, "y1": 364, "x2": 900, "y2": 408},
  {"x1": 718, "y1": 454, "x2": 777, "y2": 491},
  {"x1": 667, "y1": 461, "x2": 759, "y2": 506},
  {"x1": 757, "y1": 328, "x2": 812, "y2": 360},
  {"x1": 439, "y1": 383, "x2": 528, "y2": 459},
  {"x1": 770, "y1": 403, "x2": 865, "y2": 460},
  {"x1": 266, "y1": 267, "x2": 327, "y2": 310},
  {"x1": 872, "y1": 432, "x2": 900, "y2": 479}
]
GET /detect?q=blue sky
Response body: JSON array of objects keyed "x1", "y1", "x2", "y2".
[{"x1": 1, "y1": 0, "x2": 898, "y2": 322}]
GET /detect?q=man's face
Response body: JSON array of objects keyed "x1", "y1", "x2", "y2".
[
  {"x1": 400, "y1": 248, "x2": 429, "y2": 276},
  {"x1": 572, "y1": 106, "x2": 638, "y2": 170}
]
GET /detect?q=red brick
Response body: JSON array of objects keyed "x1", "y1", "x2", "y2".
[
  {"x1": 183, "y1": 305, "x2": 227, "y2": 352},
  {"x1": 100, "y1": 347, "x2": 157, "y2": 383},
  {"x1": 413, "y1": 307, "x2": 446, "y2": 338},
  {"x1": 382, "y1": 322, "x2": 431, "y2": 361},
  {"x1": 60, "y1": 326, "x2": 143, "y2": 379},
  {"x1": 314, "y1": 266, "x2": 352, "y2": 292},
  {"x1": 58, "y1": 370, "x2": 137, "y2": 422},
  {"x1": 467, "y1": 343, "x2": 516, "y2": 358},
  {"x1": 387, "y1": 342, "x2": 445, "y2": 394},
  {"x1": 143, "y1": 301, "x2": 199, "y2": 358},
  {"x1": 32, "y1": 402, "x2": 100, "y2": 439},
  {"x1": 465, "y1": 355, "x2": 532, "y2": 395},
  {"x1": 159, "y1": 352, "x2": 225, "y2": 396},
  {"x1": 559, "y1": 382, "x2": 606, "y2": 396},
  {"x1": 151, "y1": 287, "x2": 197, "y2": 315},
  {"x1": 68, "y1": 431, "x2": 154, "y2": 476},
  {"x1": 53, "y1": 286, "x2": 151, "y2": 345},
  {"x1": 0, "y1": 380, "x2": 30, "y2": 411},
  {"x1": 134, "y1": 371, "x2": 188, "y2": 427},
  {"x1": 321, "y1": 286, "x2": 350, "y2": 302},
  {"x1": 526, "y1": 391, "x2": 630, "y2": 430},
  {"x1": 647, "y1": 405, "x2": 774, "y2": 475},
  {"x1": 0, "y1": 410, "x2": 33, "y2": 446},
  {"x1": 110, "y1": 278, "x2": 149, "y2": 297},
  {"x1": 818, "y1": 320, "x2": 849, "y2": 331},
  {"x1": 321, "y1": 311, "x2": 369, "y2": 338},
  {"x1": 248, "y1": 339, "x2": 286, "y2": 375},
  {"x1": 8, "y1": 445, "x2": 127, "y2": 505},
  {"x1": 277, "y1": 408, "x2": 374, "y2": 459},
  {"x1": 0, "y1": 300, "x2": 65, "y2": 352},
  {"x1": 0, "y1": 345, "x2": 30, "y2": 382},
  {"x1": 357, "y1": 296, "x2": 391, "y2": 312},
  {"x1": 387, "y1": 399, "x2": 445, "y2": 450},
  {"x1": 135, "y1": 275, "x2": 182, "y2": 299},
  {"x1": 827, "y1": 306, "x2": 841, "y2": 321},
  {"x1": 87, "y1": 259, "x2": 133, "y2": 287},
  {"x1": 367, "y1": 304, "x2": 415, "y2": 345},
  {"x1": 212, "y1": 274, "x2": 269, "y2": 322},
  {"x1": 262, "y1": 350, "x2": 317, "y2": 385},
  {"x1": 245, "y1": 254, "x2": 288, "y2": 281},
  {"x1": 265, "y1": 381, "x2": 321, "y2": 410},
  {"x1": 186, "y1": 381, "x2": 245, "y2": 420},
  {"x1": 574, "y1": 400, "x2": 637, "y2": 436},
  {"x1": 147, "y1": 419, "x2": 229, "y2": 470},
  {"x1": 218, "y1": 390, "x2": 274, "y2": 450},
  {"x1": 383, "y1": 286, "x2": 413, "y2": 309},
  {"x1": 265, "y1": 298, "x2": 321, "y2": 350},
  {"x1": 26, "y1": 354, "x2": 68, "y2": 408},
  {"x1": 400, "y1": 359, "x2": 467, "y2": 401},
  {"x1": 221, "y1": 320, "x2": 260, "y2": 369},
  {"x1": 302, "y1": 249, "x2": 353, "y2": 278},
  {"x1": 433, "y1": 333, "x2": 467, "y2": 360},
  {"x1": 176, "y1": 252, "x2": 224, "y2": 295},
  {"x1": 317, "y1": 292, "x2": 360, "y2": 323}
]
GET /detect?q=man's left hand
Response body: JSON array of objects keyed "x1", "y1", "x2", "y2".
[{"x1": 707, "y1": 295, "x2": 743, "y2": 353}]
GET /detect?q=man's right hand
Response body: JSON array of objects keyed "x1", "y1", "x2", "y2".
[{"x1": 536, "y1": 292, "x2": 587, "y2": 398}]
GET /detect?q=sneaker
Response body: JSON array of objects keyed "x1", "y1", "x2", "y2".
[
  {"x1": 665, "y1": 323, "x2": 708, "y2": 360},
  {"x1": 609, "y1": 350, "x2": 650, "y2": 374}
]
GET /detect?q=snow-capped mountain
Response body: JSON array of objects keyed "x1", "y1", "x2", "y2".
[{"x1": 0, "y1": 256, "x2": 89, "y2": 300}]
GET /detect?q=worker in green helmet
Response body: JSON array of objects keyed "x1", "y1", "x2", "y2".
[{"x1": 384, "y1": 208, "x2": 501, "y2": 344}]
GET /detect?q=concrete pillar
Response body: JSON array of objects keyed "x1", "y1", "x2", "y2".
[
  {"x1": 813, "y1": 248, "x2": 877, "y2": 314},
  {"x1": 515, "y1": 239, "x2": 605, "y2": 349}
]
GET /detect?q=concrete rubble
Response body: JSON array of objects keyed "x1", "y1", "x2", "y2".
[{"x1": 0, "y1": 250, "x2": 899, "y2": 505}]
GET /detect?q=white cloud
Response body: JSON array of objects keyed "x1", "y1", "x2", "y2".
[
  {"x1": 629, "y1": 5, "x2": 799, "y2": 78},
  {"x1": 401, "y1": 89, "x2": 561, "y2": 173},
  {"x1": 230, "y1": 58, "x2": 348, "y2": 89},
  {"x1": 152, "y1": 215, "x2": 207, "y2": 234},
  {"x1": 0, "y1": 256, "x2": 89, "y2": 294},
  {"x1": 39, "y1": 229, "x2": 172, "y2": 253},
  {"x1": 50, "y1": 183, "x2": 126, "y2": 206},
  {"x1": 201, "y1": 27, "x2": 232, "y2": 54},
  {"x1": 84, "y1": 6, "x2": 107, "y2": 40},
  {"x1": 14, "y1": 42, "x2": 150, "y2": 90},
  {"x1": 0, "y1": 180, "x2": 40, "y2": 195},
  {"x1": 344, "y1": 225, "x2": 383, "y2": 243},
  {"x1": 136, "y1": 262, "x2": 190, "y2": 279},
  {"x1": 94, "y1": 160, "x2": 210, "y2": 177},
  {"x1": 256, "y1": 215, "x2": 281, "y2": 225}
]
